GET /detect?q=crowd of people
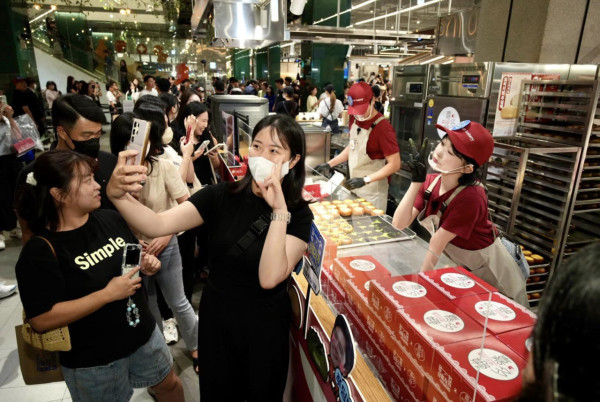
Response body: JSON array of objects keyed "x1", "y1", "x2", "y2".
[{"x1": 2, "y1": 63, "x2": 593, "y2": 402}]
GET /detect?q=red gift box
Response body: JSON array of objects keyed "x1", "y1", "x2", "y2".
[
  {"x1": 431, "y1": 336, "x2": 527, "y2": 401},
  {"x1": 395, "y1": 299, "x2": 487, "y2": 377},
  {"x1": 332, "y1": 255, "x2": 390, "y2": 294},
  {"x1": 496, "y1": 326, "x2": 534, "y2": 362},
  {"x1": 452, "y1": 293, "x2": 537, "y2": 335},
  {"x1": 322, "y1": 269, "x2": 346, "y2": 315},
  {"x1": 370, "y1": 275, "x2": 448, "y2": 330},
  {"x1": 419, "y1": 267, "x2": 497, "y2": 299}
]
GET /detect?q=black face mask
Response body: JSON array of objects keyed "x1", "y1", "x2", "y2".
[{"x1": 70, "y1": 136, "x2": 101, "y2": 158}]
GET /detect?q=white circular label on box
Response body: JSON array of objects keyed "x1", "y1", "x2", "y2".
[
  {"x1": 423, "y1": 310, "x2": 465, "y2": 333},
  {"x1": 440, "y1": 273, "x2": 475, "y2": 289},
  {"x1": 474, "y1": 301, "x2": 516, "y2": 321},
  {"x1": 468, "y1": 348, "x2": 519, "y2": 381},
  {"x1": 392, "y1": 281, "x2": 427, "y2": 298},
  {"x1": 349, "y1": 259, "x2": 376, "y2": 271},
  {"x1": 364, "y1": 280, "x2": 371, "y2": 291},
  {"x1": 525, "y1": 337, "x2": 533, "y2": 352}
]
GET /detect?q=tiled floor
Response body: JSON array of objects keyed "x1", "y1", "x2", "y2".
[{"x1": 0, "y1": 132, "x2": 202, "y2": 401}]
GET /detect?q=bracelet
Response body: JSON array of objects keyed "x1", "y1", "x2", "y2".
[{"x1": 271, "y1": 212, "x2": 291, "y2": 224}]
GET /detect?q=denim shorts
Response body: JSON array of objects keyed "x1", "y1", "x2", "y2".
[{"x1": 62, "y1": 325, "x2": 172, "y2": 402}]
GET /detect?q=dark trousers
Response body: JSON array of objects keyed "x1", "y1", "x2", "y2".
[
  {"x1": 321, "y1": 117, "x2": 340, "y2": 134},
  {"x1": 198, "y1": 285, "x2": 291, "y2": 401},
  {"x1": 0, "y1": 154, "x2": 22, "y2": 231}
]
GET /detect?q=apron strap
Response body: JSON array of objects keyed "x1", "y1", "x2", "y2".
[
  {"x1": 440, "y1": 184, "x2": 467, "y2": 213},
  {"x1": 423, "y1": 175, "x2": 441, "y2": 202},
  {"x1": 370, "y1": 116, "x2": 385, "y2": 129}
]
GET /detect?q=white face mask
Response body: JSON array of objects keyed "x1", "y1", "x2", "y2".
[
  {"x1": 248, "y1": 156, "x2": 290, "y2": 183},
  {"x1": 353, "y1": 103, "x2": 372, "y2": 122},
  {"x1": 162, "y1": 127, "x2": 174, "y2": 145},
  {"x1": 428, "y1": 153, "x2": 470, "y2": 174}
]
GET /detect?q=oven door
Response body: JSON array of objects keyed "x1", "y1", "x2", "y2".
[{"x1": 390, "y1": 100, "x2": 425, "y2": 165}]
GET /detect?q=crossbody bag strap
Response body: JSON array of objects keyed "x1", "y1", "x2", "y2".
[
  {"x1": 229, "y1": 213, "x2": 272, "y2": 258},
  {"x1": 36, "y1": 236, "x2": 56, "y2": 258}
]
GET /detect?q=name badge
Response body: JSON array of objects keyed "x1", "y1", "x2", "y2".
[{"x1": 350, "y1": 140, "x2": 356, "y2": 150}]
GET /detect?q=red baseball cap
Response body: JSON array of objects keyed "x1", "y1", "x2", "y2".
[
  {"x1": 435, "y1": 121, "x2": 494, "y2": 166},
  {"x1": 347, "y1": 82, "x2": 373, "y2": 116}
]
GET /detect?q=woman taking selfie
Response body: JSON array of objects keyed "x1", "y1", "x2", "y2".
[
  {"x1": 14, "y1": 150, "x2": 183, "y2": 402},
  {"x1": 107, "y1": 114, "x2": 313, "y2": 401},
  {"x1": 392, "y1": 121, "x2": 527, "y2": 306}
]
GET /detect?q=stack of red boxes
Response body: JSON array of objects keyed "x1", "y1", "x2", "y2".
[{"x1": 322, "y1": 261, "x2": 536, "y2": 401}]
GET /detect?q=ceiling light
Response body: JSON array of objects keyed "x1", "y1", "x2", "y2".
[
  {"x1": 33, "y1": 4, "x2": 41, "y2": 10},
  {"x1": 270, "y1": 0, "x2": 279, "y2": 22},
  {"x1": 420, "y1": 55, "x2": 445, "y2": 65},
  {"x1": 50, "y1": 4, "x2": 57, "y2": 10},
  {"x1": 120, "y1": 9, "x2": 126, "y2": 15}
]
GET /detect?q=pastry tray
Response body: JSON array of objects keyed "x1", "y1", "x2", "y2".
[{"x1": 317, "y1": 215, "x2": 416, "y2": 249}]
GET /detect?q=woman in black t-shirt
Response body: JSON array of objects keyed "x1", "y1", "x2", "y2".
[
  {"x1": 14, "y1": 150, "x2": 184, "y2": 402},
  {"x1": 107, "y1": 114, "x2": 313, "y2": 401},
  {"x1": 276, "y1": 85, "x2": 299, "y2": 119}
]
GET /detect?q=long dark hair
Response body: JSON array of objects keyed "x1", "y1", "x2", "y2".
[
  {"x1": 230, "y1": 114, "x2": 308, "y2": 210},
  {"x1": 15, "y1": 150, "x2": 98, "y2": 233},
  {"x1": 521, "y1": 243, "x2": 600, "y2": 401},
  {"x1": 110, "y1": 112, "x2": 135, "y2": 155}
]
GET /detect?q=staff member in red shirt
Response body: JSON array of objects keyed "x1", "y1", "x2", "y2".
[
  {"x1": 392, "y1": 121, "x2": 528, "y2": 306},
  {"x1": 315, "y1": 82, "x2": 400, "y2": 211}
]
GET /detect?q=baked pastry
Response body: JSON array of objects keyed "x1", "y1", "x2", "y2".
[
  {"x1": 352, "y1": 207, "x2": 364, "y2": 216},
  {"x1": 525, "y1": 256, "x2": 534, "y2": 264},
  {"x1": 531, "y1": 254, "x2": 544, "y2": 264},
  {"x1": 340, "y1": 236, "x2": 352, "y2": 245},
  {"x1": 371, "y1": 209, "x2": 384, "y2": 216},
  {"x1": 339, "y1": 208, "x2": 352, "y2": 217},
  {"x1": 363, "y1": 205, "x2": 375, "y2": 214}
]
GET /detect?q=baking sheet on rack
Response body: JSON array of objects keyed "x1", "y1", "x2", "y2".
[{"x1": 317, "y1": 215, "x2": 416, "y2": 249}]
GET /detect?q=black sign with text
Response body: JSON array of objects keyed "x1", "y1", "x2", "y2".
[{"x1": 435, "y1": 7, "x2": 480, "y2": 56}]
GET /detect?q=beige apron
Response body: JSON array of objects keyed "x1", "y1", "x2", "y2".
[
  {"x1": 418, "y1": 176, "x2": 529, "y2": 307},
  {"x1": 348, "y1": 117, "x2": 389, "y2": 210}
]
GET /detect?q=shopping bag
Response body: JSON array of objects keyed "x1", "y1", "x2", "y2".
[{"x1": 15, "y1": 325, "x2": 64, "y2": 385}]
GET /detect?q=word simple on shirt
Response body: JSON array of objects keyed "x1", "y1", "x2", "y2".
[{"x1": 74, "y1": 237, "x2": 126, "y2": 270}]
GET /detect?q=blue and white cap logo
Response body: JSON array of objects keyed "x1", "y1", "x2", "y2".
[
  {"x1": 451, "y1": 120, "x2": 471, "y2": 130},
  {"x1": 347, "y1": 95, "x2": 354, "y2": 106}
]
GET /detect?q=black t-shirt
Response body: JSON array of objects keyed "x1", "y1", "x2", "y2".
[
  {"x1": 15, "y1": 210, "x2": 155, "y2": 368},
  {"x1": 276, "y1": 100, "x2": 299, "y2": 118},
  {"x1": 15, "y1": 150, "x2": 117, "y2": 210},
  {"x1": 189, "y1": 183, "x2": 313, "y2": 298},
  {"x1": 12, "y1": 89, "x2": 39, "y2": 118}
]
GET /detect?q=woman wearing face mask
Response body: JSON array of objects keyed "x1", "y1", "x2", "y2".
[
  {"x1": 392, "y1": 121, "x2": 528, "y2": 306},
  {"x1": 315, "y1": 82, "x2": 401, "y2": 211},
  {"x1": 107, "y1": 114, "x2": 313, "y2": 401}
]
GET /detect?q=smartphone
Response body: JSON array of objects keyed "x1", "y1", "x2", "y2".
[
  {"x1": 206, "y1": 143, "x2": 227, "y2": 154},
  {"x1": 185, "y1": 125, "x2": 193, "y2": 145},
  {"x1": 197, "y1": 139, "x2": 210, "y2": 153},
  {"x1": 126, "y1": 118, "x2": 151, "y2": 166},
  {"x1": 122, "y1": 243, "x2": 142, "y2": 278},
  {"x1": 0, "y1": 95, "x2": 7, "y2": 115}
]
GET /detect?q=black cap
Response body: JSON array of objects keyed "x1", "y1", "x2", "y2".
[
  {"x1": 324, "y1": 84, "x2": 335, "y2": 93},
  {"x1": 283, "y1": 86, "x2": 294, "y2": 95}
]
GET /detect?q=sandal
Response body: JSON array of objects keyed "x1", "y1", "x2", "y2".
[{"x1": 192, "y1": 357, "x2": 199, "y2": 375}]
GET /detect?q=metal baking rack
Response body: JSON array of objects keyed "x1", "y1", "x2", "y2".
[
  {"x1": 485, "y1": 79, "x2": 600, "y2": 305},
  {"x1": 517, "y1": 80, "x2": 600, "y2": 270},
  {"x1": 483, "y1": 137, "x2": 582, "y2": 307}
]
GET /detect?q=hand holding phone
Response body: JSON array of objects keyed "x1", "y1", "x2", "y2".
[
  {"x1": 122, "y1": 243, "x2": 142, "y2": 278},
  {"x1": 198, "y1": 140, "x2": 210, "y2": 153},
  {"x1": 206, "y1": 143, "x2": 227, "y2": 155}
]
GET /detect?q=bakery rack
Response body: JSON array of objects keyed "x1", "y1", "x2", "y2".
[
  {"x1": 517, "y1": 80, "x2": 600, "y2": 269},
  {"x1": 484, "y1": 79, "x2": 600, "y2": 306},
  {"x1": 483, "y1": 138, "x2": 582, "y2": 306}
]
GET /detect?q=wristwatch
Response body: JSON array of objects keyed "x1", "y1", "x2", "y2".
[
  {"x1": 271, "y1": 212, "x2": 291, "y2": 224},
  {"x1": 363, "y1": 176, "x2": 372, "y2": 184}
]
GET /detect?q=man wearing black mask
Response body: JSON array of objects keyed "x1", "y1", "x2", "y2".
[{"x1": 15, "y1": 94, "x2": 116, "y2": 243}]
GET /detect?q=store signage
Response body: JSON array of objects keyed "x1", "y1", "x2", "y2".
[
  {"x1": 303, "y1": 223, "x2": 325, "y2": 295},
  {"x1": 435, "y1": 7, "x2": 480, "y2": 56},
  {"x1": 492, "y1": 72, "x2": 561, "y2": 136}
]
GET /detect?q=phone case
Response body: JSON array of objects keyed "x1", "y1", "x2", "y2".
[{"x1": 127, "y1": 119, "x2": 151, "y2": 166}]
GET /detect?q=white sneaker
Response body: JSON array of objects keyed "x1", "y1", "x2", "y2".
[
  {"x1": 9, "y1": 227, "x2": 22, "y2": 239},
  {"x1": 0, "y1": 283, "x2": 17, "y2": 299},
  {"x1": 0, "y1": 234, "x2": 5, "y2": 251},
  {"x1": 163, "y1": 318, "x2": 179, "y2": 345}
]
